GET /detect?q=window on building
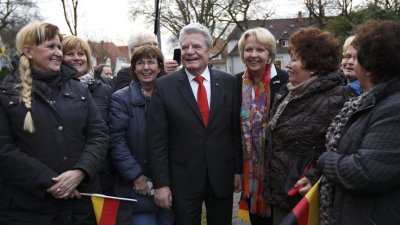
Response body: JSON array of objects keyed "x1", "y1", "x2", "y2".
[
  {"x1": 115, "y1": 57, "x2": 127, "y2": 75},
  {"x1": 281, "y1": 40, "x2": 289, "y2": 47},
  {"x1": 210, "y1": 52, "x2": 222, "y2": 60},
  {"x1": 274, "y1": 60, "x2": 282, "y2": 69},
  {"x1": 91, "y1": 57, "x2": 97, "y2": 67}
]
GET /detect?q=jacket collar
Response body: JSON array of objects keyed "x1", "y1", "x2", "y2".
[
  {"x1": 128, "y1": 80, "x2": 146, "y2": 106},
  {"x1": 360, "y1": 77, "x2": 400, "y2": 109},
  {"x1": 276, "y1": 71, "x2": 344, "y2": 101}
]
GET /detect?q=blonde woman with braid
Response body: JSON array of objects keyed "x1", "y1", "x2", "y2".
[{"x1": 0, "y1": 22, "x2": 108, "y2": 225}]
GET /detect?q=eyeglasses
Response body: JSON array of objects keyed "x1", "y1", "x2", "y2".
[
  {"x1": 135, "y1": 60, "x2": 158, "y2": 68},
  {"x1": 134, "y1": 42, "x2": 159, "y2": 48},
  {"x1": 342, "y1": 54, "x2": 356, "y2": 60}
]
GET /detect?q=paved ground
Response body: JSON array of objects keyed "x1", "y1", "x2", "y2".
[{"x1": 201, "y1": 192, "x2": 251, "y2": 225}]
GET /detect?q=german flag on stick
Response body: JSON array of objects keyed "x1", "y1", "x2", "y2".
[
  {"x1": 279, "y1": 179, "x2": 320, "y2": 225},
  {"x1": 238, "y1": 198, "x2": 250, "y2": 221},
  {"x1": 81, "y1": 193, "x2": 136, "y2": 225}
]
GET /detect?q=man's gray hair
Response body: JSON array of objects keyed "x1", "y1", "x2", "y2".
[
  {"x1": 179, "y1": 23, "x2": 213, "y2": 49},
  {"x1": 127, "y1": 30, "x2": 156, "y2": 50}
]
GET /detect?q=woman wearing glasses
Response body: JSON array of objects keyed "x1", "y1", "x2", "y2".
[{"x1": 109, "y1": 45, "x2": 172, "y2": 225}]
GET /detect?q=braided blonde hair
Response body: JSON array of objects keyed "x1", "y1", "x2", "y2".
[{"x1": 15, "y1": 22, "x2": 62, "y2": 133}]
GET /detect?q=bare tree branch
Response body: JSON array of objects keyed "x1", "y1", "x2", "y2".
[
  {"x1": 128, "y1": 0, "x2": 274, "y2": 58},
  {"x1": 60, "y1": 0, "x2": 78, "y2": 36}
]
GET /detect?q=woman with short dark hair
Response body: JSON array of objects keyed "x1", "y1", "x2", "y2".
[
  {"x1": 109, "y1": 45, "x2": 173, "y2": 225},
  {"x1": 318, "y1": 20, "x2": 400, "y2": 225},
  {"x1": 264, "y1": 27, "x2": 351, "y2": 224}
]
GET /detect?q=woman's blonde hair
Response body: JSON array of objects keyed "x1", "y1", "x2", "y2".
[
  {"x1": 61, "y1": 35, "x2": 93, "y2": 75},
  {"x1": 238, "y1": 27, "x2": 276, "y2": 64},
  {"x1": 342, "y1": 35, "x2": 355, "y2": 55},
  {"x1": 15, "y1": 22, "x2": 62, "y2": 133}
]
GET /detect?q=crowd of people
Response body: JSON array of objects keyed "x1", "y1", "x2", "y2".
[{"x1": 0, "y1": 18, "x2": 399, "y2": 225}]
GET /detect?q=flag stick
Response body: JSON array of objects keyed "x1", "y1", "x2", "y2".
[{"x1": 81, "y1": 193, "x2": 137, "y2": 202}]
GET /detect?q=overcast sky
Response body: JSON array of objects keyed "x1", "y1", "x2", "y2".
[
  {"x1": 37, "y1": 0, "x2": 136, "y2": 43},
  {"x1": 37, "y1": 1, "x2": 305, "y2": 36},
  {"x1": 36, "y1": 0, "x2": 363, "y2": 57}
]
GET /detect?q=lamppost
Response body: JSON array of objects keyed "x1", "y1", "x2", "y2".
[{"x1": 154, "y1": 0, "x2": 162, "y2": 49}]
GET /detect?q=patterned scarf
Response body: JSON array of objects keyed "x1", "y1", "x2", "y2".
[
  {"x1": 319, "y1": 93, "x2": 367, "y2": 225},
  {"x1": 240, "y1": 66, "x2": 271, "y2": 216}
]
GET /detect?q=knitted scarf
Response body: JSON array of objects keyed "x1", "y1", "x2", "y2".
[
  {"x1": 240, "y1": 66, "x2": 271, "y2": 216},
  {"x1": 319, "y1": 93, "x2": 367, "y2": 225}
]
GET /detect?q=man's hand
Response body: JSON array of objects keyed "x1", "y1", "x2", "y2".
[
  {"x1": 154, "y1": 186, "x2": 172, "y2": 209},
  {"x1": 234, "y1": 173, "x2": 242, "y2": 193},
  {"x1": 164, "y1": 59, "x2": 179, "y2": 74}
]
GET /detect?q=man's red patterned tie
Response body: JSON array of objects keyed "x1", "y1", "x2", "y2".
[{"x1": 194, "y1": 76, "x2": 209, "y2": 127}]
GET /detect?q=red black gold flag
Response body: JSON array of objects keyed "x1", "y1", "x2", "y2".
[
  {"x1": 238, "y1": 198, "x2": 250, "y2": 221},
  {"x1": 280, "y1": 180, "x2": 320, "y2": 225},
  {"x1": 82, "y1": 193, "x2": 135, "y2": 225}
]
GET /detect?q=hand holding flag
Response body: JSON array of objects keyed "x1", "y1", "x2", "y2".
[{"x1": 280, "y1": 179, "x2": 320, "y2": 225}]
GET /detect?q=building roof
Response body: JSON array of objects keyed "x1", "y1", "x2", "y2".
[
  {"x1": 228, "y1": 17, "x2": 312, "y2": 56},
  {"x1": 228, "y1": 17, "x2": 312, "y2": 40},
  {"x1": 88, "y1": 41, "x2": 129, "y2": 70}
]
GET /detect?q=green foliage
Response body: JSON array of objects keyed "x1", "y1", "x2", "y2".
[
  {"x1": 0, "y1": 53, "x2": 13, "y2": 81},
  {"x1": 0, "y1": 65, "x2": 12, "y2": 81},
  {"x1": 326, "y1": 15, "x2": 354, "y2": 46},
  {"x1": 326, "y1": 2, "x2": 400, "y2": 49}
]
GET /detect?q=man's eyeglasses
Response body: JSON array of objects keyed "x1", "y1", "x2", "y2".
[
  {"x1": 135, "y1": 60, "x2": 158, "y2": 68},
  {"x1": 342, "y1": 54, "x2": 356, "y2": 60},
  {"x1": 134, "y1": 42, "x2": 159, "y2": 48}
]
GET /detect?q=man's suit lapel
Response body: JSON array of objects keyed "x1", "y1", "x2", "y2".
[
  {"x1": 209, "y1": 69, "x2": 220, "y2": 127},
  {"x1": 176, "y1": 69, "x2": 204, "y2": 124}
]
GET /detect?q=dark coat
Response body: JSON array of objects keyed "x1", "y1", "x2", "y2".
[
  {"x1": 113, "y1": 66, "x2": 132, "y2": 92},
  {"x1": 317, "y1": 78, "x2": 400, "y2": 225},
  {"x1": 264, "y1": 72, "x2": 351, "y2": 210},
  {"x1": 0, "y1": 63, "x2": 109, "y2": 225},
  {"x1": 88, "y1": 72, "x2": 114, "y2": 195},
  {"x1": 89, "y1": 73, "x2": 113, "y2": 124},
  {"x1": 109, "y1": 80, "x2": 151, "y2": 194},
  {"x1": 147, "y1": 67, "x2": 242, "y2": 198},
  {"x1": 109, "y1": 80, "x2": 159, "y2": 212}
]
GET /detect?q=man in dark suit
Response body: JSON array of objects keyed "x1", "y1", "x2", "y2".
[{"x1": 147, "y1": 23, "x2": 242, "y2": 225}]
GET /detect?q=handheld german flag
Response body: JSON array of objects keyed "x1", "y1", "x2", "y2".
[
  {"x1": 81, "y1": 193, "x2": 136, "y2": 225},
  {"x1": 280, "y1": 179, "x2": 320, "y2": 225},
  {"x1": 238, "y1": 198, "x2": 250, "y2": 221}
]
